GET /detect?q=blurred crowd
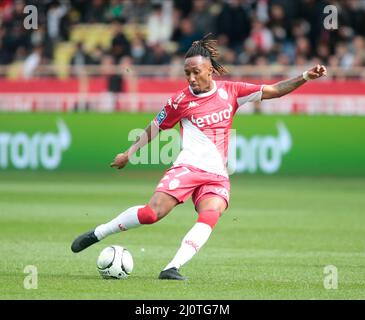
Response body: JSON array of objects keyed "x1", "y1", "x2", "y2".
[{"x1": 1, "y1": 0, "x2": 365, "y2": 75}]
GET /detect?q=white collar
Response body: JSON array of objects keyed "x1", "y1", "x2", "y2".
[{"x1": 189, "y1": 80, "x2": 217, "y2": 98}]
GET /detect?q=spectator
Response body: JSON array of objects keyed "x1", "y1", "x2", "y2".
[
  {"x1": 47, "y1": 0, "x2": 69, "y2": 42},
  {"x1": 328, "y1": 55, "x2": 339, "y2": 68},
  {"x1": 110, "y1": 18, "x2": 131, "y2": 63},
  {"x1": 100, "y1": 54, "x2": 130, "y2": 111},
  {"x1": 237, "y1": 38, "x2": 258, "y2": 65},
  {"x1": 143, "y1": 42, "x2": 171, "y2": 65},
  {"x1": 189, "y1": 0, "x2": 215, "y2": 36},
  {"x1": 335, "y1": 42, "x2": 354, "y2": 69},
  {"x1": 316, "y1": 42, "x2": 330, "y2": 65},
  {"x1": 90, "y1": 45, "x2": 105, "y2": 65},
  {"x1": 70, "y1": 42, "x2": 94, "y2": 72},
  {"x1": 125, "y1": 0, "x2": 151, "y2": 24},
  {"x1": 175, "y1": 18, "x2": 201, "y2": 54},
  {"x1": 268, "y1": 4, "x2": 288, "y2": 45},
  {"x1": 105, "y1": 0, "x2": 126, "y2": 22},
  {"x1": 4, "y1": 24, "x2": 30, "y2": 63},
  {"x1": 69, "y1": 0, "x2": 89, "y2": 22},
  {"x1": 249, "y1": 19, "x2": 274, "y2": 54},
  {"x1": 254, "y1": 55, "x2": 269, "y2": 66},
  {"x1": 5, "y1": 0, "x2": 26, "y2": 28},
  {"x1": 146, "y1": 2, "x2": 173, "y2": 46},
  {"x1": 30, "y1": 24, "x2": 47, "y2": 48},
  {"x1": 168, "y1": 54, "x2": 184, "y2": 79},
  {"x1": 23, "y1": 45, "x2": 43, "y2": 79},
  {"x1": 219, "y1": 47, "x2": 237, "y2": 65},
  {"x1": 297, "y1": 0, "x2": 327, "y2": 50},
  {"x1": 0, "y1": 0, "x2": 13, "y2": 22},
  {"x1": 276, "y1": 52, "x2": 290, "y2": 66},
  {"x1": 295, "y1": 36, "x2": 312, "y2": 60},
  {"x1": 352, "y1": 36, "x2": 365, "y2": 65},
  {"x1": 0, "y1": 28, "x2": 12, "y2": 64},
  {"x1": 339, "y1": 0, "x2": 365, "y2": 37},
  {"x1": 173, "y1": 0, "x2": 193, "y2": 18},
  {"x1": 85, "y1": 0, "x2": 107, "y2": 23},
  {"x1": 216, "y1": 0, "x2": 251, "y2": 50},
  {"x1": 130, "y1": 36, "x2": 147, "y2": 65},
  {"x1": 254, "y1": 0, "x2": 269, "y2": 24}
]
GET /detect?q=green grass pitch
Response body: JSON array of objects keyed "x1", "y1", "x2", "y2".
[{"x1": 0, "y1": 171, "x2": 364, "y2": 299}]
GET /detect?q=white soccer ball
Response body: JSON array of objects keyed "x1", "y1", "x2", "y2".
[{"x1": 96, "y1": 245, "x2": 133, "y2": 279}]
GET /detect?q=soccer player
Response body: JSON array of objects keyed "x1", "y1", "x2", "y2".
[{"x1": 71, "y1": 34, "x2": 327, "y2": 280}]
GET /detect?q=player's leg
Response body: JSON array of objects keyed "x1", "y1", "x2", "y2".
[
  {"x1": 94, "y1": 191, "x2": 178, "y2": 238},
  {"x1": 71, "y1": 192, "x2": 178, "y2": 253},
  {"x1": 159, "y1": 195, "x2": 227, "y2": 280}
]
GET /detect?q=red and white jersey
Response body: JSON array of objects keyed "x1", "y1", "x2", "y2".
[{"x1": 153, "y1": 80, "x2": 264, "y2": 177}]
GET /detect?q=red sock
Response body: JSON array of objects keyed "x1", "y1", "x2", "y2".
[
  {"x1": 197, "y1": 210, "x2": 220, "y2": 229},
  {"x1": 137, "y1": 205, "x2": 158, "y2": 224}
]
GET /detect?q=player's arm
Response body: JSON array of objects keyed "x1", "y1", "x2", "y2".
[
  {"x1": 262, "y1": 64, "x2": 327, "y2": 100},
  {"x1": 111, "y1": 95, "x2": 180, "y2": 170},
  {"x1": 110, "y1": 121, "x2": 160, "y2": 170}
]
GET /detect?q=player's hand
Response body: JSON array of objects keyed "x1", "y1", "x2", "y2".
[
  {"x1": 110, "y1": 152, "x2": 129, "y2": 169},
  {"x1": 306, "y1": 64, "x2": 327, "y2": 79}
]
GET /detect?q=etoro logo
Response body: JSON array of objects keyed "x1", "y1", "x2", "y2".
[
  {"x1": 191, "y1": 103, "x2": 233, "y2": 127},
  {"x1": 228, "y1": 122, "x2": 292, "y2": 174},
  {"x1": 0, "y1": 120, "x2": 71, "y2": 170}
]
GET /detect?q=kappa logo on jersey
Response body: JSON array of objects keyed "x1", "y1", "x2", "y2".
[
  {"x1": 188, "y1": 101, "x2": 199, "y2": 109},
  {"x1": 191, "y1": 104, "x2": 233, "y2": 128},
  {"x1": 156, "y1": 108, "x2": 167, "y2": 125}
]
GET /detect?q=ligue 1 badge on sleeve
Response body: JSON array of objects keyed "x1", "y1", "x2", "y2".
[{"x1": 156, "y1": 108, "x2": 167, "y2": 125}]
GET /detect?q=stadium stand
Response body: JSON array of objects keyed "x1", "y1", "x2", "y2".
[
  {"x1": 0, "y1": 0, "x2": 364, "y2": 72},
  {"x1": 0, "y1": 0, "x2": 365, "y2": 113}
]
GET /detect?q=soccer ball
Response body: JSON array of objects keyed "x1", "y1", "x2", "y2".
[{"x1": 96, "y1": 245, "x2": 133, "y2": 279}]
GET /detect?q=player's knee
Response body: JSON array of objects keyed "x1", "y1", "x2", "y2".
[
  {"x1": 137, "y1": 205, "x2": 158, "y2": 224},
  {"x1": 148, "y1": 197, "x2": 171, "y2": 219},
  {"x1": 197, "y1": 210, "x2": 220, "y2": 229}
]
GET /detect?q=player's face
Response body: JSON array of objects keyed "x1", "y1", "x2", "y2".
[{"x1": 184, "y1": 56, "x2": 214, "y2": 94}]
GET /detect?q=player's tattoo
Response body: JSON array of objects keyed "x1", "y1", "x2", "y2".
[{"x1": 274, "y1": 75, "x2": 306, "y2": 96}]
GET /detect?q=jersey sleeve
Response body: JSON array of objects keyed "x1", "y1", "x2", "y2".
[
  {"x1": 234, "y1": 82, "x2": 264, "y2": 107},
  {"x1": 153, "y1": 97, "x2": 182, "y2": 130}
]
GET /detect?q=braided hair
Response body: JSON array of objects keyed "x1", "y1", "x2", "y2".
[{"x1": 185, "y1": 33, "x2": 228, "y2": 76}]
